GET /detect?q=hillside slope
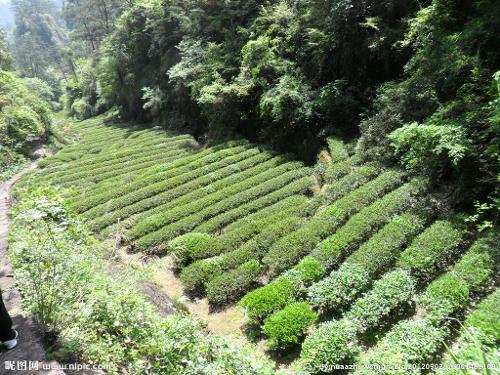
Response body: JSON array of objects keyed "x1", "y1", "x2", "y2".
[{"x1": 17, "y1": 114, "x2": 499, "y2": 373}]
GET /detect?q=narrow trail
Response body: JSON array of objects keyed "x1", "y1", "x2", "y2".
[{"x1": 0, "y1": 152, "x2": 64, "y2": 375}]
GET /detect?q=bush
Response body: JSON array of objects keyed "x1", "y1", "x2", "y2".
[
  {"x1": 194, "y1": 175, "x2": 313, "y2": 234},
  {"x1": 70, "y1": 142, "x2": 249, "y2": 212},
  {"x1": 299, "y1": 319, "x2": 359, "y2": 373},
  {"x1": 437, "y1": 290, "x2": 500, "y2": 375},
  {"x1": 263, "y1": 302, "x2": 318, "y2": 349},
  {"x1": 239, "y1": 277, "x2": 298, "y2": 323},
  {"x1": 206, "y1": 260, "x2": 261, "y2": 306},
  {"x1": 397, "y1": 219, "x2": 465, "y2": 282},
  {"x1": 326, "y1": 137, "x2": 349, "y2": 163},
  {"x1": 354, "y1": 318, "x2": 447, "y2": 375},
  {"x1": 324, "y1": 154, "x2": 361, "y2": 184},
  {"x1": 169, "y1": 233, "x2": 219, "y2": 266},
  {"x1": 307, "y1": 213, "x2": 427, "y2": 311},
  {"x1": 324, "y1": 161, "x2": 382, "y2": 202},
  {"x1": 180, "y1": 257, "x2": 222, "y2": 295},
  {"x1": 312, "y1": 178, "x2": 427, "y2": 269},
  {"x1": 88, "y1": 150, "x2": 273, "y2": 229},
  {"x1": 346, "y1": 269, "x2": 415, "y2": 332},
  {"x1": 355, "y1": 230, "x2": 498, "y2": 373},
  {"x1": 130, "y1": 159, "x2": 299, "y2": 241}
]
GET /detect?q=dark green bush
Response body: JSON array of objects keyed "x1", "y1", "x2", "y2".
[
  {"x1": 263, "y1": 302, "x2": 317, "y2": 349},
  {"x1": 206, "y1": 260, "x2": 261, "y2": 306},
  {"x1": 299, "y1": 319, "x2": 359, "y2": 373},
  {"x1": 169, "y1": 233, "x2": 219, "y2": 266}
]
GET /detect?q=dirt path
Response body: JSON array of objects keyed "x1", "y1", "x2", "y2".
[{"x1": 0, "y1": 156, "x2": 65, "y2": 375}]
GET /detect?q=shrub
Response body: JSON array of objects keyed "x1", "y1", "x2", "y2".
[
  {"x1": 9, "y1": 187, "x2": 275, "y2": 374},
  {"x1": 324, "y1": 161, "x2": 382, "y2": 202},
  {"x1": 312, "y1": 178, "x2": 427, "y2": 269},
  {"x1": 239, "y1": 277, "x2": 298, "y2": 323},
  {"x1": 206, "y1": 260, "x2": 261, "y2": 306},
  {"x1": 87, "y1": 150, "x2": 273, "y2": 228},
  {"x1": 180, "y1": 257, "x2": 222, "y2": 295},
  {"x1": 354, "y1": 318, "x2": 447, "y2": 375},
  {"x1": 169, "y1": 233, "x2": 220, "y2": 266},
  {"x1": 326, "y1": 136, "x2": 349, "y2": 163},
  {"x1": 299, "y1": 319, "x2": 359, "y2": 373},
  {"x1": 263, "y1": 302, "x2": 318, "y2": 349},
  {"x1": 194, "y1": 176, "x2": 313, "y2": 234},
  {"x1": 437, "y1": 290, "x2": 499, "y2": 374},
  {"x1": 324, "y1": 154, "x2": 361, "y2": 184},
  {"x1": 354, "y1": 230, "x2": 498, "y2": 373},
  {"x1": 130, "y1": 160, "x2": 300, "y2": 241},
  {"x1": 70, "y1": 143, "x2": 249, "y2": 212},
  {"x1": 215, "y1": 194, "x2": 311, "y2": 254},
  {"x1": 397, "y1": 219, "x2": 465, "y2": 282},
  {"x1": 346, "y1": 269, "x2": 415, "y2": 332}
]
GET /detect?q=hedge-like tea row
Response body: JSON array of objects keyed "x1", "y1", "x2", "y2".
[
  {"x1": 324, "y1": 154, "x2": 361, "y2": 184},
  {"x1": 326, "y1": 137, "x2": 349, "y2": 163},
  {"x1": 263, "y1": 302, "x2": 318, "y2": 350},
  {"x1": 179, "y1": 197, "x2": 312, "y2": 293},
  {"x1": 311, "y1": 178, "x2": 427, "y2": 270},
  {"x1": 41, "y1": 132, "x2": 186, "y2": 176},
  {"x1": 128, "y1": 158, "x2": 296, "y2": 240},
  {"x1": 323, "y1": 161, "x2": 382, "y2": 203},
  {"x1": 70, "y1": 143, "x2": 250, "y2": 212},
  {"x1": 307, "y1": 213, "x2": 428, "y2": 311},
  {"x1": 215, "y1": 194, "x2": 314, "y2": 254},
  {"x1": 206, "y1": 260, "x2": 262, "y2": 306},
  {"x1": 53, "y1": 140, "x2": 196, "y2": 186},
  {"x1": 205, "y1": 216, "x2": 307, "y2": 305},
  {"x1": 176, "y1": 196, "x2": 311, "y2": 270},
  {"x1": 85, "y1": 150, "x2": 273, "y2": 227},
  {"x1": 194, "y1": 174, "x2": 313, "y2": 234},
  {"x1": 239, "y1": 171, "x2": 404, "y2": 322},
  {"x1": 299, "y1": 270, "x2": 415, "y2": 370},
  {"x1": 354, "y1": 231, "x2": 498, "y2": 374},
  {"x1": 86, "y1": 148, "x2": 265, "y2": 218},
  {"x1": 41, "y1": 130, "x2": 182, "y2": 173},
  {"x1": 436, "y1": 289, "x2": 499, "y2": 375},
  {"x1": 261, "y1": 181, "x2": 426, "y2": 348},
  {"x1": 40, "y1": 135, "x2": 191, "y2": 181},
  {"x1": 396, "y1": 218, "x2": 467, "y2": 283},
  {"x1": 134, "y1": 169, "x2": 312, "y2": 252},
  {"x1": 58, "y1": 148, "x2": 193, "y2": 189},
  {"x1": 262, "y1": 170, "x2": 404, "y2": 277}
]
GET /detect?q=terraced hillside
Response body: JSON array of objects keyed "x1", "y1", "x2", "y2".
[{"x1": 18, "y1": 115, "x2": 499, "y2": 373}]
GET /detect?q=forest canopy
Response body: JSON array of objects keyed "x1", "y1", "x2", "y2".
[{"x1": 2, "y1": 0, "x2": 499, "y2": 219}]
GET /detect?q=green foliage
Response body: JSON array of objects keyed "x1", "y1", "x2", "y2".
[
  {"x1": 0, "y1": 70, "x2": 52, "y2": 171},
  {"x1": 397, "y1": 219, "x2": 465, "y2": 282},
  {"x1": 263, "y1": 170, "x2": 403, "y2": 276},
  {"x1": 437, "y1": 290, "x2": 499, "y2": 374},
  {"x1": 263, "y1": 302, "x2": 318, "y2": 350},
  {"x1": 389, "y1": 122, "x2": 470, "y2": 173},
  {"x1": 239, "y1": 277, "x2": 297, "y2": 324},
  {"x1": 308, "y1": 213, "x2": 427, "y2": 311},
  {"x1": 170, "y1": 233, "x2": 218, "y2": 267},
  {"x1": 346, "y1": 269, "x2": 415, "y2": 332},
  {"x1": 299, "y1": 319, "x2": 359, "y2": 373},
  {"x1": 206, "y1": 260, "x2": 261, "y2": 306},
  {"x1": 9, "y1": 187, "x2": 275, "y2": 374}
]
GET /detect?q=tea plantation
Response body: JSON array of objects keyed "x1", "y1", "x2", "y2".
[{"x1": 18, "y1": 114, "x2": 499, "y2": 374}]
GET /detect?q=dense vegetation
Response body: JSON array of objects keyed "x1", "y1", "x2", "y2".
[{"x1": 2, "y1": 0, "x2": 499, "y2": 373}]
